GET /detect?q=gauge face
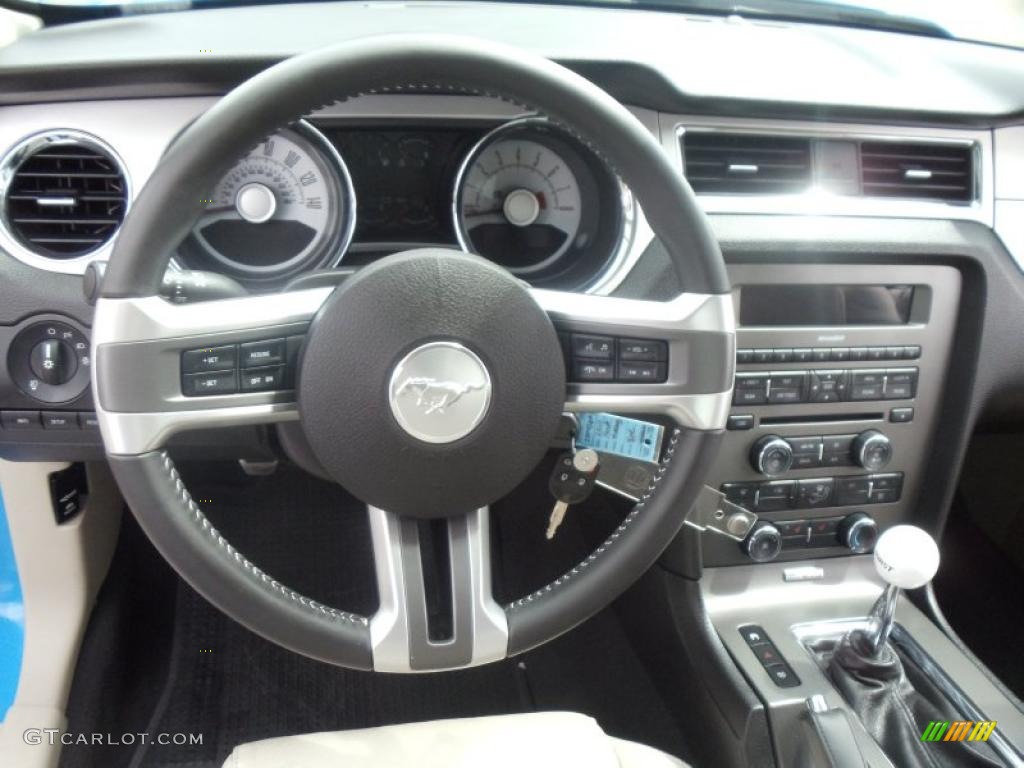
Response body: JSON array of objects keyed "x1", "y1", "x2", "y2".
[
  {"x1": 456, "y1": 136, "x2": 584, "y2": 273},
  {"x1": 180, "y1": 124, "x2": 355, "y2": 283}
]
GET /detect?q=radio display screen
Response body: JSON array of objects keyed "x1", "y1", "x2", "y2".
[{"x1": 739, "y1": 284, "x2": 915, "y2": 326}]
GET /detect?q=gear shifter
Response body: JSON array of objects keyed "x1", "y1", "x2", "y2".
[
  {"x1": 860, "y1": 525, "x2": 940, "y2": 656},
  {"x1": 827, "y1": 526, "x2": 1002, "y2": 767}
]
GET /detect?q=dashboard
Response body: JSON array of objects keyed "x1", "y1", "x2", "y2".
[{"x1": 1, "y1": 1, "x2": 1024, "y2": 573}]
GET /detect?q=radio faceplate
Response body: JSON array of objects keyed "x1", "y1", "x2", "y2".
[{"x1": 701, "y1": 263, "x2": 961, "y2": 567}]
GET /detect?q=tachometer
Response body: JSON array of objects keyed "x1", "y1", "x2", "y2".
[
  {"x1": 178, "y1": 122, "x2": 355, "y2": 286},
  {"x1": 454, "y1": 120, "x2": 626, "y2": 285}
]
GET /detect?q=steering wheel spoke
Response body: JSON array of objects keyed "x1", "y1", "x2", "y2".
[
  {"x1": 92, "y1": 286, "x2": 333, "y2": 454},
  {"x1": 531, "y1": 288, "x2": 735, "y2": 429},
  {"x1": 368, "y1": 506, "x2": 507, "y2": 673}
]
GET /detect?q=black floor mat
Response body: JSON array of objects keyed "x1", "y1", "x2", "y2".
[
  {"x1": 935, "y1": 496, "x2": 1024, "y2": 701},
  {"x1": 61, "y1": 461, "x2": 689, "y2": 768}
]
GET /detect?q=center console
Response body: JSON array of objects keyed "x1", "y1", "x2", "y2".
[{"x1": 702, "y1": 263, "x2": 961, "y2": 566}]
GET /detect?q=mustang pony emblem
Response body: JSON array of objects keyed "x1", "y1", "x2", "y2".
[{"x1": 393, "y1": 376, "x2": 487, "y2": 415}]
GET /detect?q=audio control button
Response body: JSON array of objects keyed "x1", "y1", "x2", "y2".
[{"x1": 751, "y1": 435, "x2": 794, "y2": 476}]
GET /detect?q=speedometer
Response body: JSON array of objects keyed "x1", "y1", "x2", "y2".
[
  {"x1": 454, "y1": 119, "x2": 627, "y2": 285},
  {"x1": 178, "y1": 122, "x2": 355, "y2": 286}
]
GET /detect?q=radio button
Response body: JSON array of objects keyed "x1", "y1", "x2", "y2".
[
  {"x1": 885, "y1": 346, "x2": 905, "y2": 360},
  {"x1": 830, "y1": 347, "x2": 850, "y2": 362},
  {"x1": 736, "y1": 349, "x2": 754, "y2": 364},
  {"x1": 884, "y1": 368, "x2": 918, "y2": 399},
  {"x1": 867, "y1": 347, "x2": 887, "y2": 361},
  {"x1": 753, "y1": 349, "x2": 773, "y2": 364},
  {"x1": 903, "y1": 345, "x2": 922, "y2": 360},
  {"x1": 812, "y1": 348, "x2": 831, "y2": 362},
  {"x1": 792, "y1": 348, "x2": 814, "y2": 363},
  {"x1": 850, "y1": 369, "x2": 886, "y2": 401},
  {"x1": 849, "y1": 347, "x2": 868, "y2": 361},
  {"x1": 772, "y1": 348, "x2": 794, "y2": 363}
]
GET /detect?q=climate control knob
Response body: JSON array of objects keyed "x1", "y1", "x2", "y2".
[
  {"x1": 743, "y1": 523, "x2": 783, "y2": 563},
  {"x1": 839, "y1": 512, "x2": 879, "y2": 554},
  {"x1": 852, "y1": 430, "x2": 892, "y2": 471},
  {"x1": 750, "y1": 435, "x2": 794, "y2": 476}
]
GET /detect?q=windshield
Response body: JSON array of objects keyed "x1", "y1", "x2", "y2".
[{"x1": 6, "y1": 0, "x2": 1024, "y2": 50}]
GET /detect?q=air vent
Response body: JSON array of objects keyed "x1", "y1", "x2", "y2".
[
  {"x1": 682, "y1": 132, "x2": 812, "y2": 195},
  {"x1": 860, "y1": 142, "x2": 974, "y2": 202},
  {"x1": 2, "y1": 133, "x2": 128, "y2": 259}
]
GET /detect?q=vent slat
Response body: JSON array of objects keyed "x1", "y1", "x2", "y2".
[
  {"x1": 859, "y1": 141, "x2": 973, "y2": 202},
  {"x1": 4, "y1": 139, "x2": 127, "y2": 258},
  {"x1": 682, "y1": 133, "x2": 812, "y2": 195}
]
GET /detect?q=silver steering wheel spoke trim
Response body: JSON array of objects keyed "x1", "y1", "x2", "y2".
[
  {"x1": 92, "y1": 285, "x2": 734, "y2": 456},
  {"x1": 368, "y1": 505, "x2": 507, "y2": 673}
]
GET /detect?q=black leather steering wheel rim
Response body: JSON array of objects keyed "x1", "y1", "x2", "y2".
[{"x1": 96, "y1": 34, "x2": 732, "y2": 671}]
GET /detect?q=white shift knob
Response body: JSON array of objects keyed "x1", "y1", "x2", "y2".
[{"x1": 873, "y1": 525, "x2": 940, "y2": 589}]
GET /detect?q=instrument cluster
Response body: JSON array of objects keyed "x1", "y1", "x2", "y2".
[{"x1": 174, "y1": 118, "x2": 634, "y2": 292}]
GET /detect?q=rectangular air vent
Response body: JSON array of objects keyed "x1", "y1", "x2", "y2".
[
  {"x1": 859, "y1": 142, "x2": 974, "y2": 202},
  {"x1": 682, "y1": 132, "x2": 812, "y2": 195}
]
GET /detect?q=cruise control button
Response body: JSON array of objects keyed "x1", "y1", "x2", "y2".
[
  {"x1": 573, "y1": 334, "x2": 614, "y2": 360},
  {"x1": 181, "y1": 344, "x2": 237, "y2": 373},
  {"x1": 240, "y1": 366, "x2": 286, "y2": 392},
  {"x1": 182, "y1": 370, "x2": 237, "y2": 396},
  {"x1": 239, "y1": 338, "x2": 285, "y2": 368},
  {"x1": 42, "y1": 411, "x2": 76, "y2": 430}
]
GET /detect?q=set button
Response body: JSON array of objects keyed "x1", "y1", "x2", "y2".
[
  {"x1": 181, "y1": 345, "x2": 237, "y2": 374},
  {"x1": 181, "y1": 336, "x2": 300, "y2": 397}
]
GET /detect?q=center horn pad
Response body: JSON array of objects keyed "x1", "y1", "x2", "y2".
[{"x1": 297, "y1": 249, "x2": 567, "y2": 518}]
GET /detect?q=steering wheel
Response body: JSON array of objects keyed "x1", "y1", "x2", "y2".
[{"x1": 91, "y1": 35, "x2": 734, "y2": 673}]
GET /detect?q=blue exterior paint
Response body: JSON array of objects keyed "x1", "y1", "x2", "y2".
[{"x1": 0, "y1": 485, "x2": 24, "y2": 723}]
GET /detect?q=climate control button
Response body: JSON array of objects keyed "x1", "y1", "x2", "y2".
[
  {"x1": 743, "y1": 523, "x2": 783, "y2": 563},
  {"x1": 839, "y1": 512, "x2": 879, "y2": 554}
]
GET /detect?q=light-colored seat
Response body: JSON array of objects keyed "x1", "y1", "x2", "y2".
[{"x1": 222, "y1": 711, "x2": 689, "y2": 768}]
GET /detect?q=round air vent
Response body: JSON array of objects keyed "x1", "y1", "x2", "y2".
[{"x1": 1, "y1": 131, "x2": 129, "y2": 260}]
